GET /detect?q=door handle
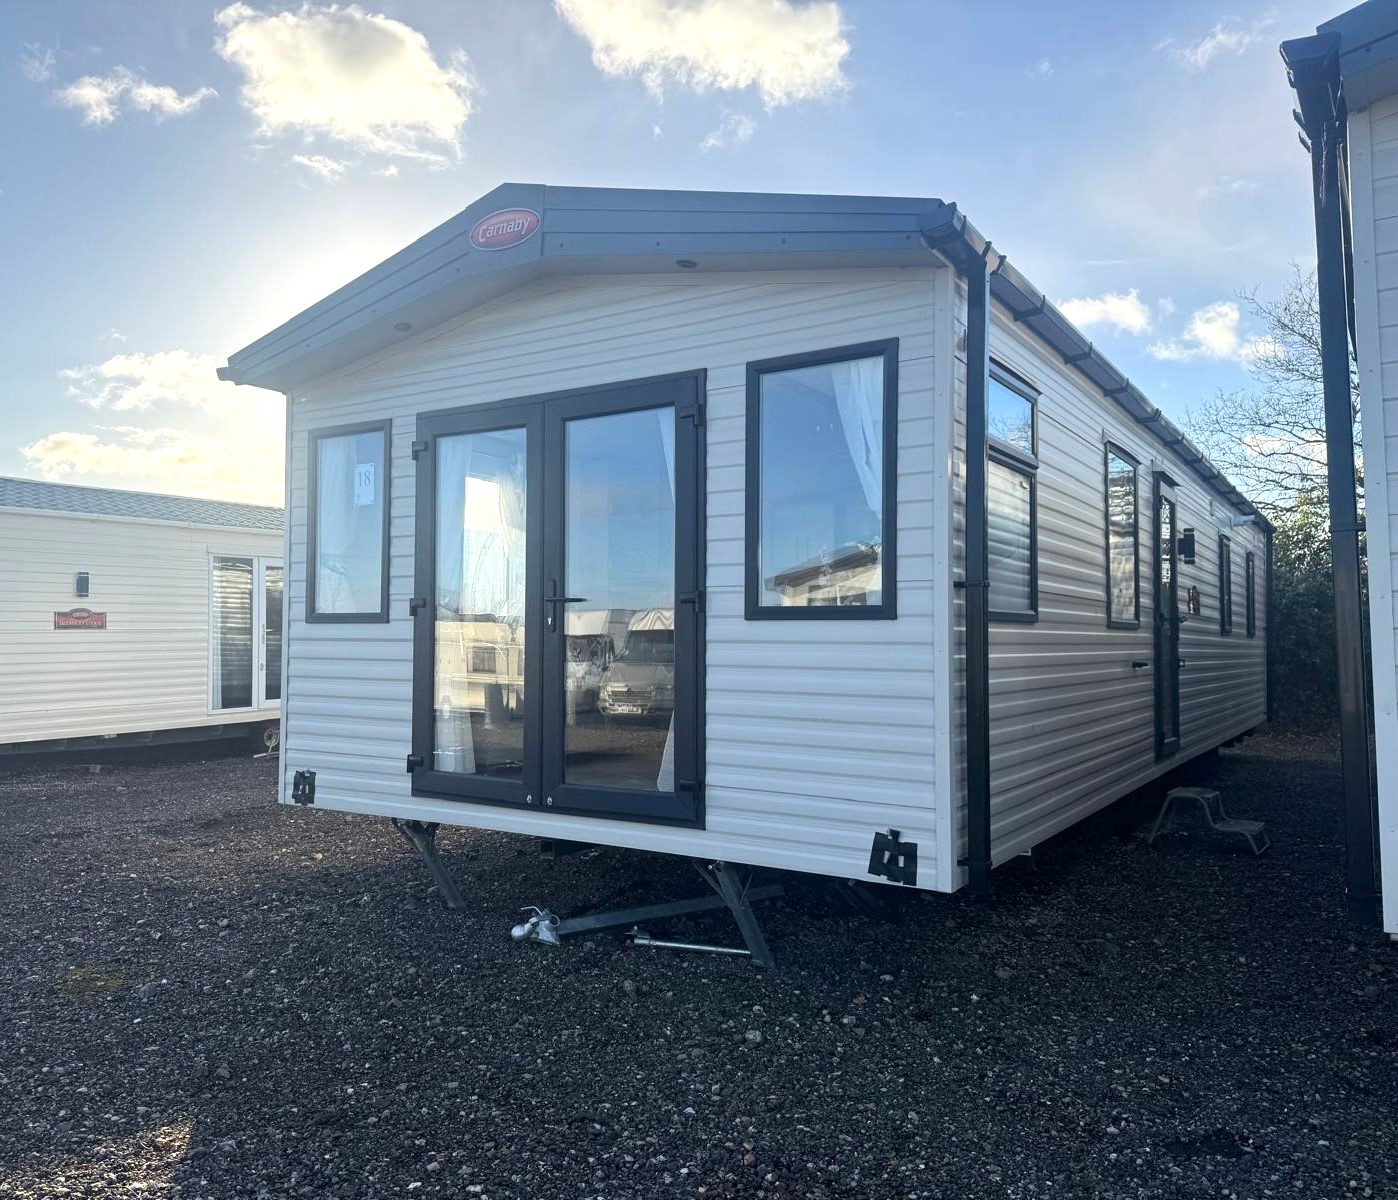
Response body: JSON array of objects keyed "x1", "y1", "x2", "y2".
[
  {"x1": 1131, "y1": 659, "x2": 1150, "y2": 670},
  {"x1": 544, "y1": 584, "x2": 587, "y2": 631}
]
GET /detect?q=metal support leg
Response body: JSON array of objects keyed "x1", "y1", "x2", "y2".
[
  {"x1": 694, "y1": 860, "x2": 776, "y2": 971},
  {"x1": 392, "y1": 819, "x2": 467, "y2": 911}
]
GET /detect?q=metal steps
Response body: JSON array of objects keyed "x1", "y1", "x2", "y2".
[{"x1": 1147, "y1": 786, "x2": 1271, "y2": 855}]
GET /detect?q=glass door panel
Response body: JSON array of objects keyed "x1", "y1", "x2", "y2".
[
  {"x1": 212, "y1": 556, "x2": 254, "y2": 710},
  {"x1": 261, "y1": 563, "x2": 284, "y2": 706},
  {"x1": 432, "y1": 426, "x2": 529, "y2": 780},
  {"x1": 1154, "y1": 478, "x2": 1181, "y2": 758},
  {"x1": 560, "y1": 406, "x2": 676, "y2": 792}
]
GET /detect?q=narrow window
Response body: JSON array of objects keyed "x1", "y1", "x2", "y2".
[
  {"x1": 211, "y1": 556, "x2": 254, "y2": 710},
  {"x1": 987, "y1": 367, "x2": 1038, "y2": 622},
  {"x1": 1104, "y1": 445, "x2": 1139, "y2": 627},
  {"x1": 1218, "y1": 534, "x2": 1233, "y2": 635},
  {"x1": 308, "y1": 421, "x2": 390, "y2": 621},
  {"x1": 1245, "y1": 550, "x2": 1256, "y2": 638},
  {"x1": 745, "y1": 340, "x2": 898, "y2": 619}
]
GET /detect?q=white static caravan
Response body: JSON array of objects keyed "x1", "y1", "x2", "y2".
[
  {"x1": 221, "y1": 185, "x2": 1270, "y2": 955},
  {"x1": 0, "y1": 477, "x2": 285, "y2": 754},
  {"x1": 1286, "y1": 2, "x2": 1398, "y2": 937}
]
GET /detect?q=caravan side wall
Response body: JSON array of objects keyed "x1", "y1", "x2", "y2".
[
  {"x1": 0, "y1": 509, "x2": 282, "y2": 746},
  {"x1": 1348, "y1": 96, "x2": 1398, "y2": 935},
  {"x1": 950, "y1": 287, "x2": 1269, "y2": 867},
  {"x1": 281, "y1": 269, "x2": 956, "y2": 890}
]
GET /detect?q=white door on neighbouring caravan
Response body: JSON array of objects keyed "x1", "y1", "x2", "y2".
[{"x1": 210, "y1": 554, "x2": 284, "y2": 713}]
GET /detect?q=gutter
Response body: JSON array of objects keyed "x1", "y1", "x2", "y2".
[{"x1": 1282, "y1": 32, "x2": 1382, "y2": 927}]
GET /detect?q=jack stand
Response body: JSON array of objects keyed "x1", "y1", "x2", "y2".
[
  {"x1": 392, "y1": 819, "x2": 468, "y2": 911},
  {"x1": 694, "y1": 860, "x2": 777, "y2": 971}
]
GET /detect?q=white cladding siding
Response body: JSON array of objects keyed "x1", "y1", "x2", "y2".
[
  {"x1": 282, "y1": 270, "x2": 948, "y2": 889},
  {"x1": 951, "y1": 296, "x2": 1268, "y2": 865},
  {"x1": 0, "y1": 510, "x2": 282, "y2": 744},
  {"x1": 1349, "y1": 97, "x2": 1398, "y2": 935}
]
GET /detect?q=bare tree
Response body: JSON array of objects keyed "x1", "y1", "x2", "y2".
[{"x1": 1186, "y1": 263, "x2": 1359, "y2": 517}]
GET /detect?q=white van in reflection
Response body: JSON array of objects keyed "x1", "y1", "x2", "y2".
[
  {"x1": 598, "y1": 608, "x2": 675, "y2": 718},
  {"x1": 564, "y1": 608, "x2": 633, "y2": 712}
]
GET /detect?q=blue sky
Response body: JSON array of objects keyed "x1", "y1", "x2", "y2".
[{"x1": 0, "y1": 0, "x2": 1339, "y2": 505}]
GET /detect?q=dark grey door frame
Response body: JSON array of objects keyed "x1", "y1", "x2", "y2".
[
  {"x1": 409, "y1": 373, "x2": 705, "y2": 828},
  {"x1": 1153, "y1": 473, "x2": 1181, "y2": 760}
]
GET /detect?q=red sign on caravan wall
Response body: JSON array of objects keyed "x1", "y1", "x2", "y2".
[
  {"x1": 54, "y1": 608, "x2": 107, "y2": 629},
  {"x1": 469, "y1": 208, "x2": 541, "y2": 251}
]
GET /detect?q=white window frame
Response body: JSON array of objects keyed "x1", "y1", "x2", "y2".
[{"x1": 209, "y1": 553, "x2": 284, "y2": 714}]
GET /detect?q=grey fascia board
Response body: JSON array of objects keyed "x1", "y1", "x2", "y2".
[
  {"x1": 1319, "y1": 1, "x2": 1398, "y2": 107},
  {"x1": 223, "y1": 184, "x2": 942, "y2": 391}
]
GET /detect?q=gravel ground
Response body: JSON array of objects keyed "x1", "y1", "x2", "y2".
[{"x1": 0, "y1": 732, "x2": 1393, "y2": 1200}]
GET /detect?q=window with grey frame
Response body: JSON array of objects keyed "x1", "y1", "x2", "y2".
[
  {"x1": 1218, "y1": 534, "x2": 1233, "y2": 635},
  {"x1": 1245, "y1": 550, "x2": 1256, "y2": 638},
  {"x1": 1104, "y1": 445, "x2": 1139, "y2": 627},
  {"x1": 987, "y1": 367, "x2": 1038, "y2": 622},
  {"x1": 308, "y1": 421, "x2": 390, "y2": 622},
  {"x1": 745, "y1": 339, "x2": 898, "y2": 619}
]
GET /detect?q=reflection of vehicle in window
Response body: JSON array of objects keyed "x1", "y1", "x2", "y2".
[
  {"x1": 435, "y1": 616, "x2": 524, "y2": 721},
  {"x1": 599, "y1": 609, "x2": 675, "y2": 718},
  {"x1": 766, "y1": 540, "x2": 881, "y2": 607}
]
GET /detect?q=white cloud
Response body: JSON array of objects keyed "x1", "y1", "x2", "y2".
[
  {"x1": 1147, "y1": 301, "x2": 1271, "y2": 364},
  {"x1": 1198, "y1": 174, "x2": 1259, "y2": 199},
  {"x1": 554, "y1": 0, "x2": 849, "y2": 108},
  {"x1": 1058, "y1": 289, "x2": 1152, "y2": 335},
  {"x1": 373, "y1": 163, "x2": 399, "y2": 178},
  {"x1": 700, "y1": 110, "x2": 756, "y2": 151},
  {"x1": 55, "y1": 68, "x2": 215, "y2": 125},
  {"x1": 215, "y1": 2, "x2": 475, "y2": 163},
  {"x1": 21, "y1": 426, "x2": 282, "y2": 506},
  {"x1": 21, "y1": 44, "x2": 57, "y2": 83},
  {"x1": 292, "y1": 153, "x2": 348, "y2": 181},
  {"x1": 1161, "y1": 15, "x2": 1273, "y2": 72},
  {"x1": 1028, "y1": 57, "x2": 1053, "y2": 81},
  {"x1": 61, "y1": 350, "x2": 239, "y2": 412}
]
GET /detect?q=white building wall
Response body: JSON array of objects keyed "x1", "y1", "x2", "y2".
[
  {"x1": 1347, "y1": 96, "x2": 1398, "y2": 935},
  {"x1": 950, "y1": 291, "x2": 1269, "y2": 865},
  {"x1": 0, "y1": 509, "x2": 282, "y2": 745},
  {"x1": 281, "y1": 269, "x2": 951, "y2": 890}
]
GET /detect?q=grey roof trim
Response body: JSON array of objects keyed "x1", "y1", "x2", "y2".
[
  {"x1": 0, "y1": 476, "x2": 284, "y2": 531},
  {"x1": 1317, "y1": 0, "x2": 1398, "y2": 107},
  {"x1": 221, "y1": 182, "x2": 1265, "y2": 529}
]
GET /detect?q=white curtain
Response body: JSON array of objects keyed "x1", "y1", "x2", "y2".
[
  {"x1": 434, "y1": 436, "x2": 477, "y2": 774},
  {"x1": 829, "y1": 357, "x2": 884, "y2": 520},
  {"x1": 656, "y1": 407, "x2": 677, "y2": 793},
  {"x1": 316, "y1": 436, "x2": 360, "y2": 612}
]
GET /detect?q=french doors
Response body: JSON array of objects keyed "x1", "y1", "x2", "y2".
[
  {"x1": 210, "y1": 555, "x2": 283, "y2": 711},
  {"x1": 410, "y1": 374, "x2": 704, "y2": 826},
  {"x1": 1153, "y1": 474, "x2": 1181, "y2": 759}
]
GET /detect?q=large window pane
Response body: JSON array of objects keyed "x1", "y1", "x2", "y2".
[
  {"x1": 433, "y1": 428, "x2": 528, "y2": 778},
  {"x1": 756, "y1": 352, "x2": 888, "y2": 610},
  {"x1": 312, "y1": 427, "x2": 386, "y2": 617},
  {"x1": 1219, "y1": 535, "x2": 1233, "y2": 635},
  {"x1": 989, "y1": 375, "x2": 1034, "y2": 454},
  {"x1": 988, "y1": 459, "x2": 1033, "y2": 615},
  {"x1": 212, "y1": 556, "x2": 253, "y2": 710},
  {"x1": 565, "y1": 407, "x2": 675, "y2": 792},
  {"x1": 1106, "y1": 450, "x2": 1138, "y2": 625}
]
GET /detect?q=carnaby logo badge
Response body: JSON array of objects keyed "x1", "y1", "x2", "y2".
[
  {"x1": 469, "y1": 208, "x2": 541, "y2": 251},
  {"x1": 54, "y1": 607, "x2": 107, "y2": 629}
]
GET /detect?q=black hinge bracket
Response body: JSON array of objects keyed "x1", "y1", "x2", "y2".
[
  {"x1": 680, "y1": 589, "x2": 704, "y2": 613},
  {"x1": 408, "y1": 597, "x2": 427, "y2": 616},
  {"x1": 291, "y1": 769, "x2": 316, "y2": 806},
  {"x1": 677, "y1": 397, "x2": 705, "y2": 427},
  {"x1": 868, "y1": 828, "x2": 918, "y2": 886},
  {"x1": 410, "y1": 439, "x2": 429, "y2": 460},
  {"x1": 406, "y1": 753, "x2": 424, "y2": 774}
]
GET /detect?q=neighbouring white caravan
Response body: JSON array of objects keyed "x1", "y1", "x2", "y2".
[
  {"x1": 220, "y1": 185, "x2": 1270, "y2": 922},
  {"x1": 1285, "y1": 2, "x2": 1398, "y2": 936},
  {"x1": 0, "y1": 478, "x2": 285, "y2": 753}
]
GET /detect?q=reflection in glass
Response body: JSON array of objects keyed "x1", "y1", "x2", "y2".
[
  {"x1": 212, "y1": 556, "x2": 254, "y2": 710},
  {"x1": 433, "y1": 428, "x2": 528, "y2": 778},
  {"x1": 314, "y1": 429, "x2": 385, "y2": 614},
  {"x1": 758, "y1": 354, "x2": 885, "y2": 607},
  {"x1": 988, "y1": 459, "x2": 1033, "y2": 614},
  {"x1": 988, "y1": 376, "x2": 1034, "y2": 453},
  {"x1": 1106, "y1": 452, "x2": 1137, "y2": 623},
  {"x1": 564, "y1": 407, "x2": 675, "y2": 791},
  {"x1": 264, "y1": 565, "x2": 284, "y2": 703}
]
